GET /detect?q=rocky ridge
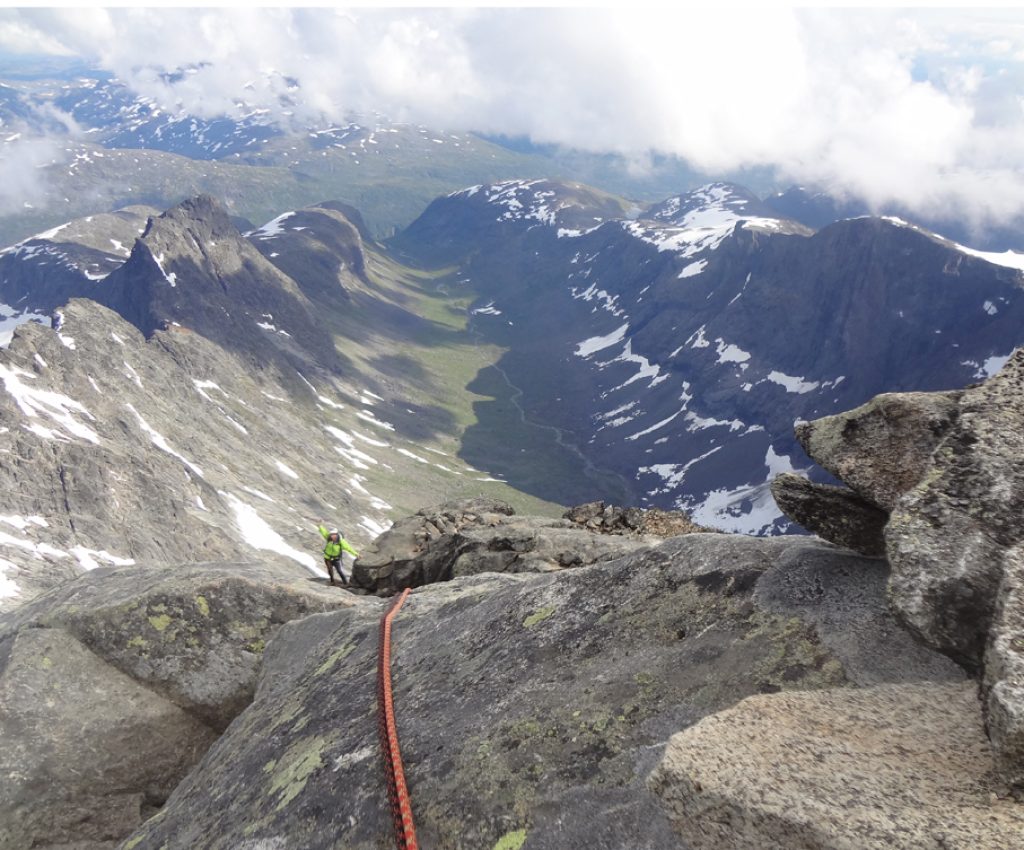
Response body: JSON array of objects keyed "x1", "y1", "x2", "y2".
[
  {"x1": 351, "y1": 498, "x2": 702, "y2": 595},
  {"x1": 122, "y1": 533, "x2": 966, "y2": 850}
]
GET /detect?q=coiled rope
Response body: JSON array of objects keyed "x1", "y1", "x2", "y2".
[{"x1": 377, "y1": 588, "x2": 419, "y2": 850}]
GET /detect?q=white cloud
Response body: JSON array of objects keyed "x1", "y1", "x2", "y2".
[{"x1": 1, "y1": 8, "x2": 1024, "y2": 228}]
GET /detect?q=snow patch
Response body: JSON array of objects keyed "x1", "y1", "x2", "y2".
[
  {"x1": 715, "y1": 339, "x2": 751, "y2": 365},
  {"x1": 955, "y1": 243, "x2": 1024, "y2": 272},
  {"x1": 0, "y1": 302, "x2": 49, "y2": 348},
  {"x1": 766, "y1": 371, "x2": 820, "y2": 394},
  {"x1": 70, "y1": 546, "x2": 135, "y2": 571},
  {"x1": 687, "y1": 480, "x2": 782, "y2": 535},
  {"x1": 0, "y1": 364, "x2": 100, "y2": 443},
  {"x1": 249, "y1": 211, "x2": 297, "y2": 240},
  {"x1": 356, "y1": 410, "x2": 395, "y2": 431},
  {"x1": 275, "y1": 460, "x2": 299, "y2": 479},
  {"x1": 975, "y1": 353, "x2": 1012, "y2": 379},
  {"x1": 221, "y1": 492, "x2": 317, "y2": 573},
  {"x1": 679, "y1": 260, "x2": 707, "y2": 279},
  {"x1": 126, "y1": 403, "x2": 202, "y2": 476},
  {"x1": 575, "y1": 323, "x2": 629, "y2": 358}
]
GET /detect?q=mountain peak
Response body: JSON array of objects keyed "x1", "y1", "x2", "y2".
[
  {"x1": 145, "y1": 194, "x2": 237, "y2": 242},
  {"x1": 99, "y1": 195, "x2": 339, "y2": 369}
]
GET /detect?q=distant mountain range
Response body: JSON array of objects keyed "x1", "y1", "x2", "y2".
[{"x1": 6, "y1": 68, "x2": 1020, "y2": 255}]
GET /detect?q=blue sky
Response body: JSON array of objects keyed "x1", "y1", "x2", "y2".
[{"x1": 1, "y1": 7, "x2": 1023, "y2": 227}]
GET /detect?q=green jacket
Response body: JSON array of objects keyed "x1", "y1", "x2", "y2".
[{"x1": 319, "y1": 525, "x2": 359, "y2": 559}]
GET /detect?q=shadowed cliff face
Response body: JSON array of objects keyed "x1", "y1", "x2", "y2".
[{"x1": 98, "y1": 195, "x2": 344, "y2": 371}]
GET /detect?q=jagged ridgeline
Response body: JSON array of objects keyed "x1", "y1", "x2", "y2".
[{"x1": 1, "y1": 179, "x2": 1024, "y2": 849}]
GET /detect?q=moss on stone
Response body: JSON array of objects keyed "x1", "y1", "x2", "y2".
[
  {"x1": 267, "y1": 737, "x2": 328, "y2": 811},
  {"x1": 196, "y1": 595, "x2": 210, "y2": 617},
  {"x1": 523, "y1": 606, "x2": 555, "y2": 628},
  {"x1": 314, "y1": 642, "x2": 356, "y2": 675},
  {"x1": 493, "y1": 828, "x2": 528, "y2": 850},
  {"x1": 127, "y1": 635, "x2": 148, "y2": 649},
  {"x1": 148, "y1": 614, "x2": 172, "y2": 632}
]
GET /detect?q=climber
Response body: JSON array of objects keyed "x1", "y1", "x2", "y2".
[{"x1": 317, "y1": 521, "x2": 359, "y2": 587}]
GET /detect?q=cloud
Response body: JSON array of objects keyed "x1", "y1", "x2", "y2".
[{"x1": 1, "y1": 7, "x2": 1024, "y2": 229}]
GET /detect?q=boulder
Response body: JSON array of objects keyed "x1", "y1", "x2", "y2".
[
  {"x1": 649, "y1": 682, "x2": 1023, "y2": 850},
  {"x1": 984, "y1": 543, "x2": 1024, "y2": 790},
  {"x1": 795, "y1": 390, "x2": 962, "y2": 511},
  {"x1": 0, "y1": 561, "x2": 358, "y2": 850},
  {"x1": 887, "y1": 349, "x2": 1024, "y2": 671},
  {"x1": 122, "y1": 535, "x2": 963, "y2": 850},
  {"x1": 770, "y1": 473, "x2": 888, "y2": 557},
  {"x1": 0, "y1": 627, "x2": 216, "y2": 850},
  {"x1": 352, "y1": 498, "x2": 657, "y2": 594},
  {"x1": 0, "y1": 561, "x2": 356, "y2": 730}
]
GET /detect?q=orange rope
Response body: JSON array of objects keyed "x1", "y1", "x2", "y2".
[{"x1": 378, "y1": 588, "x2": 418, "y2": 850}]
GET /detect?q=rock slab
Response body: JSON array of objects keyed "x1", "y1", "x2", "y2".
[
  {"x1": 887, "y1": 349, "x2": 1024, "y2": 671},
  {"x1": 770, "y1": 473, "x2": 888, "y2": 557},
  {"x1": 650, "y1": 681, "x2": 1023, "y2": 850}
]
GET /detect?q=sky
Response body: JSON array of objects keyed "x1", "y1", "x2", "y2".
[{"x1": 1, "y1": 6, "x2": 1023, "y2": 229}]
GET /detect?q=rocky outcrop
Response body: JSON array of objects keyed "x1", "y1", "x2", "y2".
[
  {"x1": 769, "y1": 474, "x2": 888, "y2": 557},
  {"x1": 794, "y1": 390, "x2": 962, "y2": 511},
  {"x1": 774, "y1": 348, "x2": 1024, "y2": 789},
  {"x1": 650, "y1": 682, "x2": 1023, "y2": 850},
  {"x1": 0, "y1": 561, "x2": 356, "y2": 850},
  {"x1": 887, "y1": 350, "x2": 1024, "y2": 671},
  {"x1": 562, "y1": 500, "x2": 708, "y2": 536},
  {"x1": 122, "y1": 534, "x2": 963, "y2": 850},
  {"x1": 351, "y1": 498, "x2": 660, "y2": 594},
  {"x1": 984, "y1": 544, "x2": 1024, "y2": 790}
]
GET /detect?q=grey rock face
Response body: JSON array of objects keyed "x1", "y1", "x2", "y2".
[
  {"x1": 649, "y1": 682, "x2": 1024, "y2": 850},
  {"x1": 795, "y1": 390, "x2": 962, "y2": 511},
  {"x1": 770, "y1": 473, "x2": 888, "y2": 557},
  {"x1": 778, "y1": 349, "x2": 1024, "y2": 786},
  {"x1": 352, "y1": 498, "x2": 658, "y2": 593},
  {"x1": 123, "y1": 535, "x2": 962, "y2": 850},
  {"x1": 99, "y1": 195, "x2": 341, "y2": 370},
  {"x1": 0, "y1": 627, "x2": 214, "y2": 850},
  {"x1": 984, "y1": 543, "x2": 1024, "y2": 789},
  {"x1": 0, "y1": 295, "x2": 398, "y2": 611},
  {"x1": 887, "y1": 348, "x2": 1024, "y2": 671},
  {"x1": 0, "y1": 561, "x2": 356, "y2": 850}
]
